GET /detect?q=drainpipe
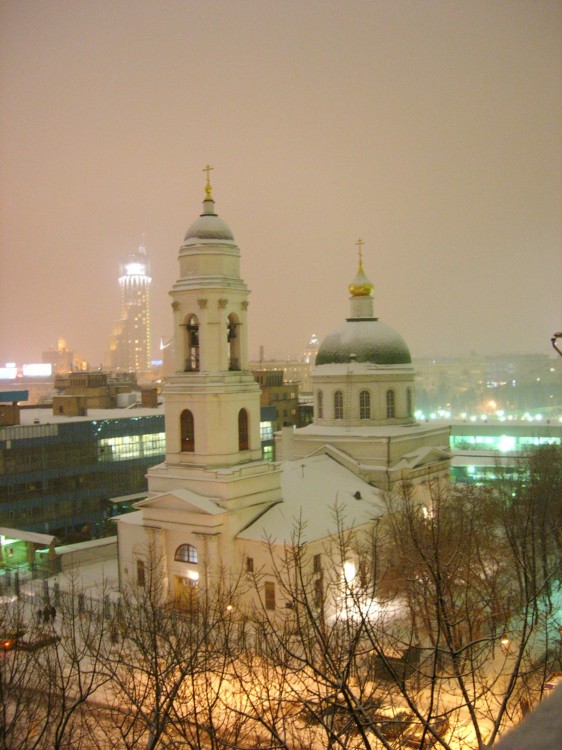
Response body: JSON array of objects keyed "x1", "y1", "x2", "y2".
[{"x1": 386, "y1": 436, "x2": 391, "y2": 492}]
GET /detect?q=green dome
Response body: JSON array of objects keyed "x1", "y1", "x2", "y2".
[{"x1": 316, "y1": 319, "x2": 412, "y2": 365}]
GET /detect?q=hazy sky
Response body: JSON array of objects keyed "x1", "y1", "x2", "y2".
[{"x1": 1, "y1": 0, "x2": 560, "y2": 367}]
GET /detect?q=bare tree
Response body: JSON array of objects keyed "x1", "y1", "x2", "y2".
[
  {"x1": 96, "y1": 544, "x2": 254, "y2": 749},
  {"x1": 3, "y1": 449, "x2": 560, "y2": 748},
  {"x1": 236, "y1": 470, "x2": 560, "y2": 749},
  {"x1": 0, "y1": 572, "x2": 115, "y2": 750}
]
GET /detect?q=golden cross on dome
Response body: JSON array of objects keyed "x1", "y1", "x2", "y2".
[
  {"x1": 203, "y1": 164, "x2": 214, "y2": 199},
  {"x1": 356, "y1": 238, "x2": 365, "y2": 265}
]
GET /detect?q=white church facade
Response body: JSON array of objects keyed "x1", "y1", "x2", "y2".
[{"x1": 115, "y1": 174, "x2": 450, "y2": 611}]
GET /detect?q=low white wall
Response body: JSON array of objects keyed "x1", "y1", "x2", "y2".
[{"x1": 56, "y1": 537, "x2": 118, "y2": 570}]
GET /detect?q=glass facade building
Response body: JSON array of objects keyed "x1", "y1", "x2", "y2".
[
  {"x1": 0, "y1": 415, "x2": 165, "y2": 540},
  {"x1": 0, "y1": 406, "x2": 277, "y2": 541},
  {"x1": 448, "y1": 421, "x2": 561, "y2": 484}
]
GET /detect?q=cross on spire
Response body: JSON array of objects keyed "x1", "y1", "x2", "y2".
[
  {"x1": 203, "y1": 164, "x2": 214, "y2": 199},
  {"x1": 356, "y1": 238, "x2": 364, "y2": 266}
]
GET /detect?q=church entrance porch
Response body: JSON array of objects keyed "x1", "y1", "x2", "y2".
[{"x1": 173, "y1": 575, "x2": 198, "y2": 611}]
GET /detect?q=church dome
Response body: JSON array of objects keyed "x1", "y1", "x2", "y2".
[
  {"x1": 316, "y1": 246, "x2": 412, "y2": 366},
  {"x1": 348, "y1": 257, "x2": 374, "y2": 297},
  {"x1": 316, "y1": 319, "x2": 412, "y2": 365},
  {"x1": 184, "y1": 197, "x2": 235, "y2": 242}
]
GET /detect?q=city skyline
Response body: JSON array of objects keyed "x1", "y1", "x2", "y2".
[{"x1": 1, "y1": 1, "x2": 560, "y2": 367}]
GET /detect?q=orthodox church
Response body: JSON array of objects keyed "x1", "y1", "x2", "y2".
[
  {"x1": 276, "y1": 242, "x2": 451, "y2": 494},
  {"x1": 115, "y1": 175, "x2": 450, "y2": 608}
]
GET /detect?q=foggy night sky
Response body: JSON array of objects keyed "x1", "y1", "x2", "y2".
[{"x1": 1, "y1": 0, "x2": 560, "y2": 368}]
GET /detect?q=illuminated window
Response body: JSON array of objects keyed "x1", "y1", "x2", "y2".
[
  {"x1": 265, "y1": 581, "x2": 276, "y2": 610},
  {"x1": 359, "y1": 390, "x2": 370, "y2": 419},
  {"x1": 238, "y1": 409, "x2": 249, "y2": 451},
  {"x1": 180, "y1": 410, "x2": 195, "y2": 452},
  {"x1": 262, "y1": 445, "x2": 274, "y2": 461},
  {"x1": 175, "y1": 544, "x2": 198, "y2": 563},
  {"x1": 260, "y1": 421, "x2": 273, "y2": 441},
  {"x1": 386, "y1": 389, "x2": 395, "y2": 419},
  {"x1": 98, "y1": 432, "x2": 165, "y2": 462},
  {"x1": 317, "y1": 389, "x2": 323, "y2": 419},
  {"x1": 334, "y1": 391, "x2": 344, "y2": 420}
]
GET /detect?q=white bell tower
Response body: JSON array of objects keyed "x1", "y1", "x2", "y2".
[
  {"x1": 118, "y1": 170, "x2": 282, "y2": 594},
  {"x1": 164, "y1": 166, "x2": 262, "y2": 468}
]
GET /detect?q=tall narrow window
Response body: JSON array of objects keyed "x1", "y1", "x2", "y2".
[
  {"x1": 136, "y1": 560, "x2": 145, "y2": 587},
  {"x1": 386, "y1": 389, "x2": 395, "y2": 419},
  {"x1": 184, "y1": 315, "x2": 200, "y2": 372},
  {"x1": 334, "y1": 391, "x2": 344, "y2": 420},
  {"x1": 180, "y1": 409, "x2": 195, "y2": 452},
  {"x1": 265, "y1": 581, "x2": 276, "y2": 610},
  {"x1": 227, "y1": 314, "x2": 241, "y2": 371},
  {"x1": 359, "y1": 390, "x2": 371, "y2": 420},
  {"x1": 407, "y1": 387, "x2": 413, "y2": 418},
  {"x1": 314, "y1": 577, "x2": 324, "y2": 609},
  {"x1": 313, "y1": 553, "x2": 322, "y2": 573},
  {"x1": 317, "y1": 389, "x2": 323, "y2": 419},
  {"x1": 238, "y1": 409, "x2": 249, "y2": 451}
]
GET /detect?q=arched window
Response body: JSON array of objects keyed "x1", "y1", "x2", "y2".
[
  {"x1": 334, "y1": 391, "x2": 344, "y2": 420},
  {"x1": 227, "y1": 314, "x2": 241, "y2": 371},
  {"x1": 184, "y1": 315, "x2": 199, "y2": 372},
  {"x1": 175, "y1": 544, "x2": 198, "y2": 563},
  {"x1": 359, "y1": 390, "x2": 371, "y2": 420},
  {"x1": 238, "y1": 409, "x2": 249, "y2": 450},
  {"x1": 317, "y1": 389, "x2": 323, "y2": 419},
  {"x1": 407, "y1": 387, "x2": 413, "y2": 418},
  {"x1": 180, "y1": 409, "x2": 195, "y2": 452},
  {"x1": 386, "y1": 389, "x2": 395, "y2": 419}
]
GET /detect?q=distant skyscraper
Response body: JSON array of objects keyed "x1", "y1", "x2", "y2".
[
  {"x1": 304, "y1": 333, "x2": 319, "y2": 364},
  {"x1": 108, "y1": 243, "x2": 152, "y2": 373},
  {"x1": 42, "y1": 336, "x2": 87, "y2": 374}
]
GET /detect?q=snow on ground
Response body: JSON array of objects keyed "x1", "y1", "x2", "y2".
[{"x1": 21, "y1": 557, "x2": 120, "y2": 606}]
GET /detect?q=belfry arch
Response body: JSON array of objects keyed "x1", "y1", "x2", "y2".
[
  {"x1": 183, "y1": 314, "x2": 200, "y2": 372},
  {"x1": 227, "y1": 313, "x2": 241, "y2": 371}
]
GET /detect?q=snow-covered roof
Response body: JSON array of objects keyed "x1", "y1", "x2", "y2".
[
  {"x1": 134, "y1": 488, "x2": 225, "y2": 516},
  {"x1": 237, "y1": 454, "x2": 385, "y2": 545},
  {"x1": 392, "y1": 445, "x2": 451, "y2": 471},
  {"x1": 494, "y1": 685, "x2": 562, "y2": 750},
  {"x1": 0, "y1": 527, "x2": 55, "y2": 546},
  {"x1": 183, "y1": 197, "x2": 235, "y2": 243},
  {"x1": 291, "y1": 422, "x2": 450, "y2": 438},
  {"x1": 316, "y1": 318, "x2": 411, "y2": 366},
  {"x1": 19, "y1": 406, "x2": 164, "y2": 425}
]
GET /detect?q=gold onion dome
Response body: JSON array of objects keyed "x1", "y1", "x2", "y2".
[
  {"x1": 348, "y1": 240, "x2": 374, "y2": 297},
  {"x1": 348, "y1": 258, "x2": 374, "y2": 297}
]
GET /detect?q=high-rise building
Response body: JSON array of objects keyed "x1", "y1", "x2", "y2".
[
  {"x1": 42, "y1": 337, "x2": 87, "y2": 374},
  {"x1": 107, "y1": 243, "x2": 152, "y2": 374}
]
